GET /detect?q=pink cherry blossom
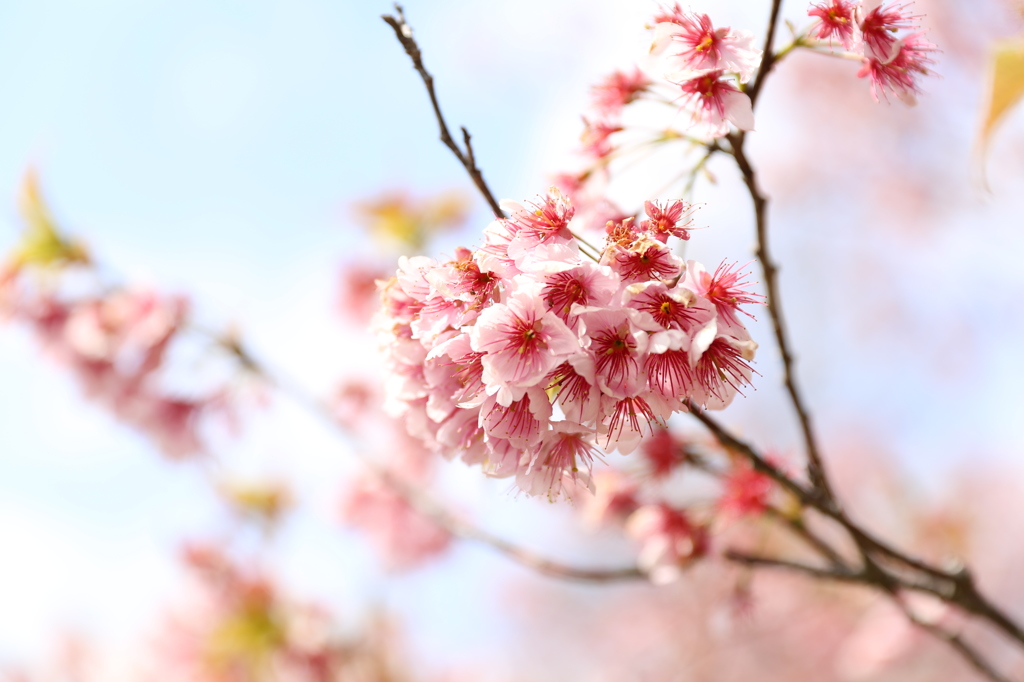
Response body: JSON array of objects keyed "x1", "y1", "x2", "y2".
[
  {"x1": 627, "y1": 503, "x2": 709, "y2": 584},
  {"x1": 718, "y1": 461, "x2": 775, "y2": 518},
  {"x1": 470, "y1": 286, "x2": 580, "y2": 405},
  {"x1": 859, "y1": 1, "x2": 920, "y2": 62},
  {"x1": 517, "y1": 421, "x2": 600, "y2": 500},
  {"x1": 590, "y1": 68, "x2": 651, "y2": 116},
  {"x1": 602, "y1": 239, "x2": 684, "y2": 283},
  {"x1": 858, "y1": 33, "x2": 937, "y2": 104},
  {"x1": 650, "y1": 12, "x2": 762, "y2": 84},
  {"x1": 641, "y1": 200, "x2": 693, "y2": 242},
  {"x1": 340, "y1": 474, "x2": 451, "y2": 571},
  {"x1": 641, "y1": 427, "x2": 687, "y2": 479},
  {"x1": 808, "y1": 0, "x2": 858, "y2": 49},
  {"x1": 682, "y1": 260, "x2": 764, "y2": 330},
  {"x1": 676, "y1": 71, "x2": 755, "y2": 139}
]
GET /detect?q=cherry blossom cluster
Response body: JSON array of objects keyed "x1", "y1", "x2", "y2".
[
  {"x1": 648, "y1": 6, "x2": 763, "y2": 139},
  {"x1": 1, "y1": 277, "x2": 221, "y2": 459},
  {"x1": 808, "y1": 0, "x2": 936, "y2": 102},
  {"x1": 375, "y1": 189, "x2": 761, "y2": 500}
]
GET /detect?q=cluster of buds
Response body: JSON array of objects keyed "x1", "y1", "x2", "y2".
[
  {"x1": 808, "y1": 0, "x2": 936, "y2": 102},
  {"x1": 375, "y1": 189, "x2": 760, "y2": 500},
  {"x1": 648, "y1": 6, "x2": 763, "y2": 138},
  {"x1": 585, "y1": 429, "x2": 778, "y2": 583}
]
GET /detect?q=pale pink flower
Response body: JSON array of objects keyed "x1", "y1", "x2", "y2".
[
  {"x1": 475, "y1": 219, "x2": 521, "y2": 279},
  {"x1": 577, "y1": 308, "x2": 652, "y2": 399},
  {"x1": 624, "y1": 280, "x2": 710, "y2": 332},
  {"x1": 718, "y1": 462, "x2": 774, "y2": 518},
  {"x1": 650, "y1": 12, "x2": 762, "y2": 83},
  {"x1": 479, "y1": 387, "x2": 552, "y2": 448},
  {"x1": 682, "y1": 259, "x2": 763, "y2": 331},
  {"x1": 641, "y1": 199, "x2": 693, "y2": 242},
  {"x1": 676, "y1": 71, "x2": 755, "y2": 138},
  {"x1": 605, "y1": 216, "x2": 644, "y2": 248},
  {"x1": 517, "y1": 421, "x2": 600, "y2": 500},
  {"x1": 436, "y1": 405, "x2": 487, "y2": 465},
  {"x1": 644, "y1": 331, "x2": 695, "y2": 404},
  {"x1": 429, "y1": 332, "x2": 486, "y2": 406},
  {"x1": 540, "y1": 262, "x2": 620, "y2": 327},
  {"x1": 603, "y1": 392, "x2": 672, "y2": 454},
  {"x1": 591, "y1": 68, "x2": 651, "y2": 116},
  {"x1": 427, "y1": 247, "x2": 495, "y2": 299},
  {"x1": 470, "y1": 286, "x2": 580, "y2": 405},
  {"x1": 858, "y1": 34, "x2": 936, "y2": 104},
  {"x1": 627, "y1": 503, "x2": 709, "y2": 584},
  {"x1": 859, "y1": 1, "x2": 920, "y2": 62},
  {"x1": 503, "y1": 189, "x2": 583, "y2": 272},
  {"x1": 692, "y1": 332, "x2": 758, "y2": 410},
  {"x1": 546, "y1": 355, "x2": 603, "y2": 425},
  {"x1": 340, "y1": 475, "x2": 451, "y2": 571},
  {"x1": 602, "y1": 239, "x2": 684, "y2": 283}
]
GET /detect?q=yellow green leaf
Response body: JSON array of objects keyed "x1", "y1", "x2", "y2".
[
  {"x1": 7, "y1": 169, "x2": 89, "y2": 271},
  {"x1": 978, "y1": 38, "x2": 1024, "y2": 163}
]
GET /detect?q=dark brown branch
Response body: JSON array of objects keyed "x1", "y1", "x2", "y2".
[
  {"x1": 687, "y1": 402, "x2": 822, "y2": 506},
  {"x1": 893, "y1": 596, "x2": 1015, "y2": 682},
  {"x1": 762, "y1": 507, "x2": 848, "y2": 569},
  {"x1": 687, "y1": 442, "x2": 846, "y2": 568},
  {"x1": 691, "y1": 404, "x2": 1024, "y2": 657},
  {"x1": 725, "y1": 131, "x2": 834, "y2": 501},
  {"x1": 725, "y1": 549, "x2": 860, "y2": 583},
  {"x1": 728, "y1": 549, "x2": 1015, "y2": 682},
  {"x1": 382, "y1": 5, "x2": 505, "y2": 219},
  {"x1": 745, "y1": 0, "x2": 786, "y2": 106}
]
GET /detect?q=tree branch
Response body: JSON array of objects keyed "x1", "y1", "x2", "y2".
[
  {"x1": 382, "y1": 5, "x2": 505, "y2": 219},
  {"x1": 221, "y1": 334, "x2": 643, "y2": 584},
  {"x1": 725, "y1": 130, "x2": 834, "y2": 501},
  {"x1": 745, "y1": 0, "x2": 786, "y2": 106},
  {"x1": 892, "y1": 596, "x2": 1015, "y2": 682}
]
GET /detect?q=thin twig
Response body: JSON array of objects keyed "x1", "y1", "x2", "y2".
[
  {"x1": 690, "y1": 403, "x2": 1024, "y2": 656},
  {"x1": 892, "y1": 595, "x2": 1015, "y2": 682},
  {"x1": 762, "y1": 507, "x2": 848, "y2": 569},
  {"x1": 382, "y1": 5, "x2": 505, "y2": 219},
  {"x1": 724, "y1": 549, "x2": 860, "y2": 583},
  {"x1": 222, "y1": 334, "x2": 644, "y2": 584}
]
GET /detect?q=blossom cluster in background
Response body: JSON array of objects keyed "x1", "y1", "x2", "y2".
[{"x1": 0, "y1": 174, "x2": 232, "y2": 459}]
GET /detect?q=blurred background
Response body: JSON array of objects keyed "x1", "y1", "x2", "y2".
[{"x1": 2, "y1": 0, "x2": 1024, "y2": 679}]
